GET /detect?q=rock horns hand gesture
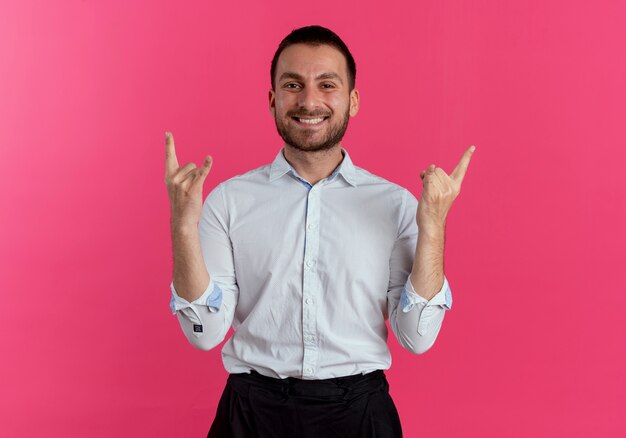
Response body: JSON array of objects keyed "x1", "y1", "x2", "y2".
[
  {"x1": 416, "y1": 145, "x2": 476, "y2": 233},
  {"x1": 164, "y1": 131, "x2": 213, "y2": 230}
]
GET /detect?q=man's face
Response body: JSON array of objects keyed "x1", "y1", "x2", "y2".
[{"x1": 269, "y1": 43, "x2": 359, "y2": 153}]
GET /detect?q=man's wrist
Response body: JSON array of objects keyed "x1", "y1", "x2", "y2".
[
  {"x1": 171, "y1": 220, "x2": 199, "y2": 237},
  {"x1": 417, "y1": 220, "x2": 446, "y2": 241}
]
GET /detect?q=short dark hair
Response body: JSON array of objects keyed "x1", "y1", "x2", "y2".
[{"x1": 270, "y1": 25, "x2": 357, "y2": 91}]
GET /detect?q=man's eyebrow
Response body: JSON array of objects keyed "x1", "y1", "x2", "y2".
[
  {"x1": 279, "y1": 72, "x2": 304, "y2": 82},
  {"x1": 316, "y1": 72, "x2": 344, "y2": 84},
  {"x1": 279, "y1": 71, "x2": 344, "y2": 85}
]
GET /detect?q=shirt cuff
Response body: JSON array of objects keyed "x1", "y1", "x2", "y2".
[
  {"x1": 169, "y1": 280, "x2": 223, "y2": 316},
  {"x1": 399, "y1": 276, "x2": 452, "y2": 313}
]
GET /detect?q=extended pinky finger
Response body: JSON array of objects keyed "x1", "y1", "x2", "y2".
[{"x1": 192, "y1": 157, "x2": 213, "y2": 186}]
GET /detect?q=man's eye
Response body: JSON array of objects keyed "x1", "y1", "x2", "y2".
[
  {"x1": 285, "y1": 83, "x2": 301, "y2": 89},
  {"x1": 321, "y1": 83, "x2": 335, "y2": 89}
]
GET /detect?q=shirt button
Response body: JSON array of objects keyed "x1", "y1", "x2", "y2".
[
  {"x1": 306, "y1": 368, "x2": 313, "y2": 375},
  {"x1": 306, "y1": 259, "x2": 315, "y2": 268},
  {"x1": 307, "y1": 223, "x2": 316, "y2": 231},
  {"x1": 305, "y1": 298, "x2": 312, "y2": 305}
]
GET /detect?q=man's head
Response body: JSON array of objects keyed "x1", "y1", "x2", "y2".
[
  {"x1": 270, "y1": 25, "x2": 357, "y2": 92},
  {"x1": 269, "y1": 25, "x2": 360, "y2": 153}
]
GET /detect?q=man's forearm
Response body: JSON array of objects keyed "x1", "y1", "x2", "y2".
[
  {"x1": 172, "y1": 223, "x2": 210, "y2": 302},
  {"x1": 408, "y1": 224, "x2": 445, "y2": 300}
]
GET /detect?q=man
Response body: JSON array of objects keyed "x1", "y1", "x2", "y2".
[{"x1": 165, "y1": 25, "x2": 475, "y2": 437}]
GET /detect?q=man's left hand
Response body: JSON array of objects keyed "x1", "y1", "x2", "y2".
[{"x1": 416, "y1": 145, "x2": 476, "y2": 234}]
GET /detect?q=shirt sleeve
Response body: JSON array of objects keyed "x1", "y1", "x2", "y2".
[
  {"x1": 387, "y1": 189, "x2": 453, "y2": 354},
  {"x1": 169, "y1": 183, "x2": 239, "y2": 352}
]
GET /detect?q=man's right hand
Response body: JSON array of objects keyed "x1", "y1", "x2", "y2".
[{"x1": 164, "y1": 131, "x2": 213, "y2": 230}]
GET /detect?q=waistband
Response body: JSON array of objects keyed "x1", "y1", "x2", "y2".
[{"x1": 228, "y1": 369, "x2": 387, "y2": 398}]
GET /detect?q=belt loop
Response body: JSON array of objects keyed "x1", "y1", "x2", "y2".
[
  {"x1": 280, "y1": 383, "x2": 289, "y2": 403},
  {"x1": 340, "y1": 384, "x2": 350, "y2": 402}
]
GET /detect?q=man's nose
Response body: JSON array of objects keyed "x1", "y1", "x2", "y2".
[{"x1": 297, "y1": 86, "x2": 320, "y2": 109}]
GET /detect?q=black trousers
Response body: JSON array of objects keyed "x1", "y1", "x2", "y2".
[{"x1": 207, "y1": 370, "x2": 403, "y2": 438}]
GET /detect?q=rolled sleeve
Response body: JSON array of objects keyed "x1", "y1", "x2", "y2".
[
  {"x1": 400, "y1": 276, "x2": 452, "y2": 311},
  {"x1": 170, "y1": 279, "x2": 223, "y2": 315},
  {"x1": 400, "y1": 276, "x2": 452, "y2": 336},
  {"x1": 169, "y1": 280, "x2": 223, "y2": 340}
]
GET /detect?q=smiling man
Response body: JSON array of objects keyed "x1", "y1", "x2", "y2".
[
  {"x1": 270, "y1": 43, "x2": 358, "y2": 158},
  {"x1": 165, "y1": 25, "x2": 475, "y2": 437}
]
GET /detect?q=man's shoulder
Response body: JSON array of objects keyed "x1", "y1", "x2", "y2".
[
  {"x1": 352, "y1": 164, "x2": 415, "y2": 198},
  {"x1": 217, "y1": 162, "x2": 272, "y2": 188},
  {"x1": 204, "y1": 162, "x2": 272, "y2": 206}
]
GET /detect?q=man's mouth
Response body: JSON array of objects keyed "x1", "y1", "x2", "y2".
[{"x1": 291, "y1": 116, "x2": 329, "y2": 125}]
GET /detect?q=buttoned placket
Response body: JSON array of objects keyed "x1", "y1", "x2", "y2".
[{"x1": 301, "y1": 179, "x2": 322, "y2": 378}]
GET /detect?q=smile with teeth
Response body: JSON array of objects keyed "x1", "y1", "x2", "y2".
[{"x1": 292, "y1": 116, "x2": 328, "y2": 125}]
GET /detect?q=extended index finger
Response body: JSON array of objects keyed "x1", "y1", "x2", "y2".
[
  {"x1": 450, "y1": 145, "x2": 476, "y2": 184},
  {"x1": 165, "y1": 131, "x2": 179, "y2": 176}
]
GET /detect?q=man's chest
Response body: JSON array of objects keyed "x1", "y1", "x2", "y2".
[{"x1": 227, "y1": 187, "x2": 399, "y2": 284}]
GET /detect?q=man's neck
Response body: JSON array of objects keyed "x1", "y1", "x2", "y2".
[{"x1": 283, "y1": 144, "x2": 344, "y2": 186}]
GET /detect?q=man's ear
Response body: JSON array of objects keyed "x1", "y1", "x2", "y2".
[
  {"x1": 349, "y1": 88, "x2": 360, "y2": 117},
  {"x1": 269, "y1": 89, "x2": 276, "y2": 116}
]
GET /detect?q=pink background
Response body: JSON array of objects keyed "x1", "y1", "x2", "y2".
[{"x1": 1, "y1": 0, "x2": 625, "y2": 436}]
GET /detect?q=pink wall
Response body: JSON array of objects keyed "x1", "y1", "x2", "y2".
[{"x1": 1, "y1": 0, "x2": 625, "y2": 436}]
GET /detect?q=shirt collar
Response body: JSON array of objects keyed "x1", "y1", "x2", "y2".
[{"x1": 269, "y1": 147, "x2": 358, "y2": 187}]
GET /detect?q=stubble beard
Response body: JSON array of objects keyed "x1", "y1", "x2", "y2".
[{"x1": 274, "y1": 108, "x2": 351, "y2": 153}]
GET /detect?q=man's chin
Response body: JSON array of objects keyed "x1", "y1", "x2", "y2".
[
  {"x1": 285, "y1": 141, "x2": 340, "y2": 153},
  {"x1": 276, "y1": 123, "x2": 348, "y2": 153}
]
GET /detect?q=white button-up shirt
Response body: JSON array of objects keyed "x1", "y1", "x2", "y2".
[{"x1": 170, "y1": 148, "x2": 452, "y2": 379}]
